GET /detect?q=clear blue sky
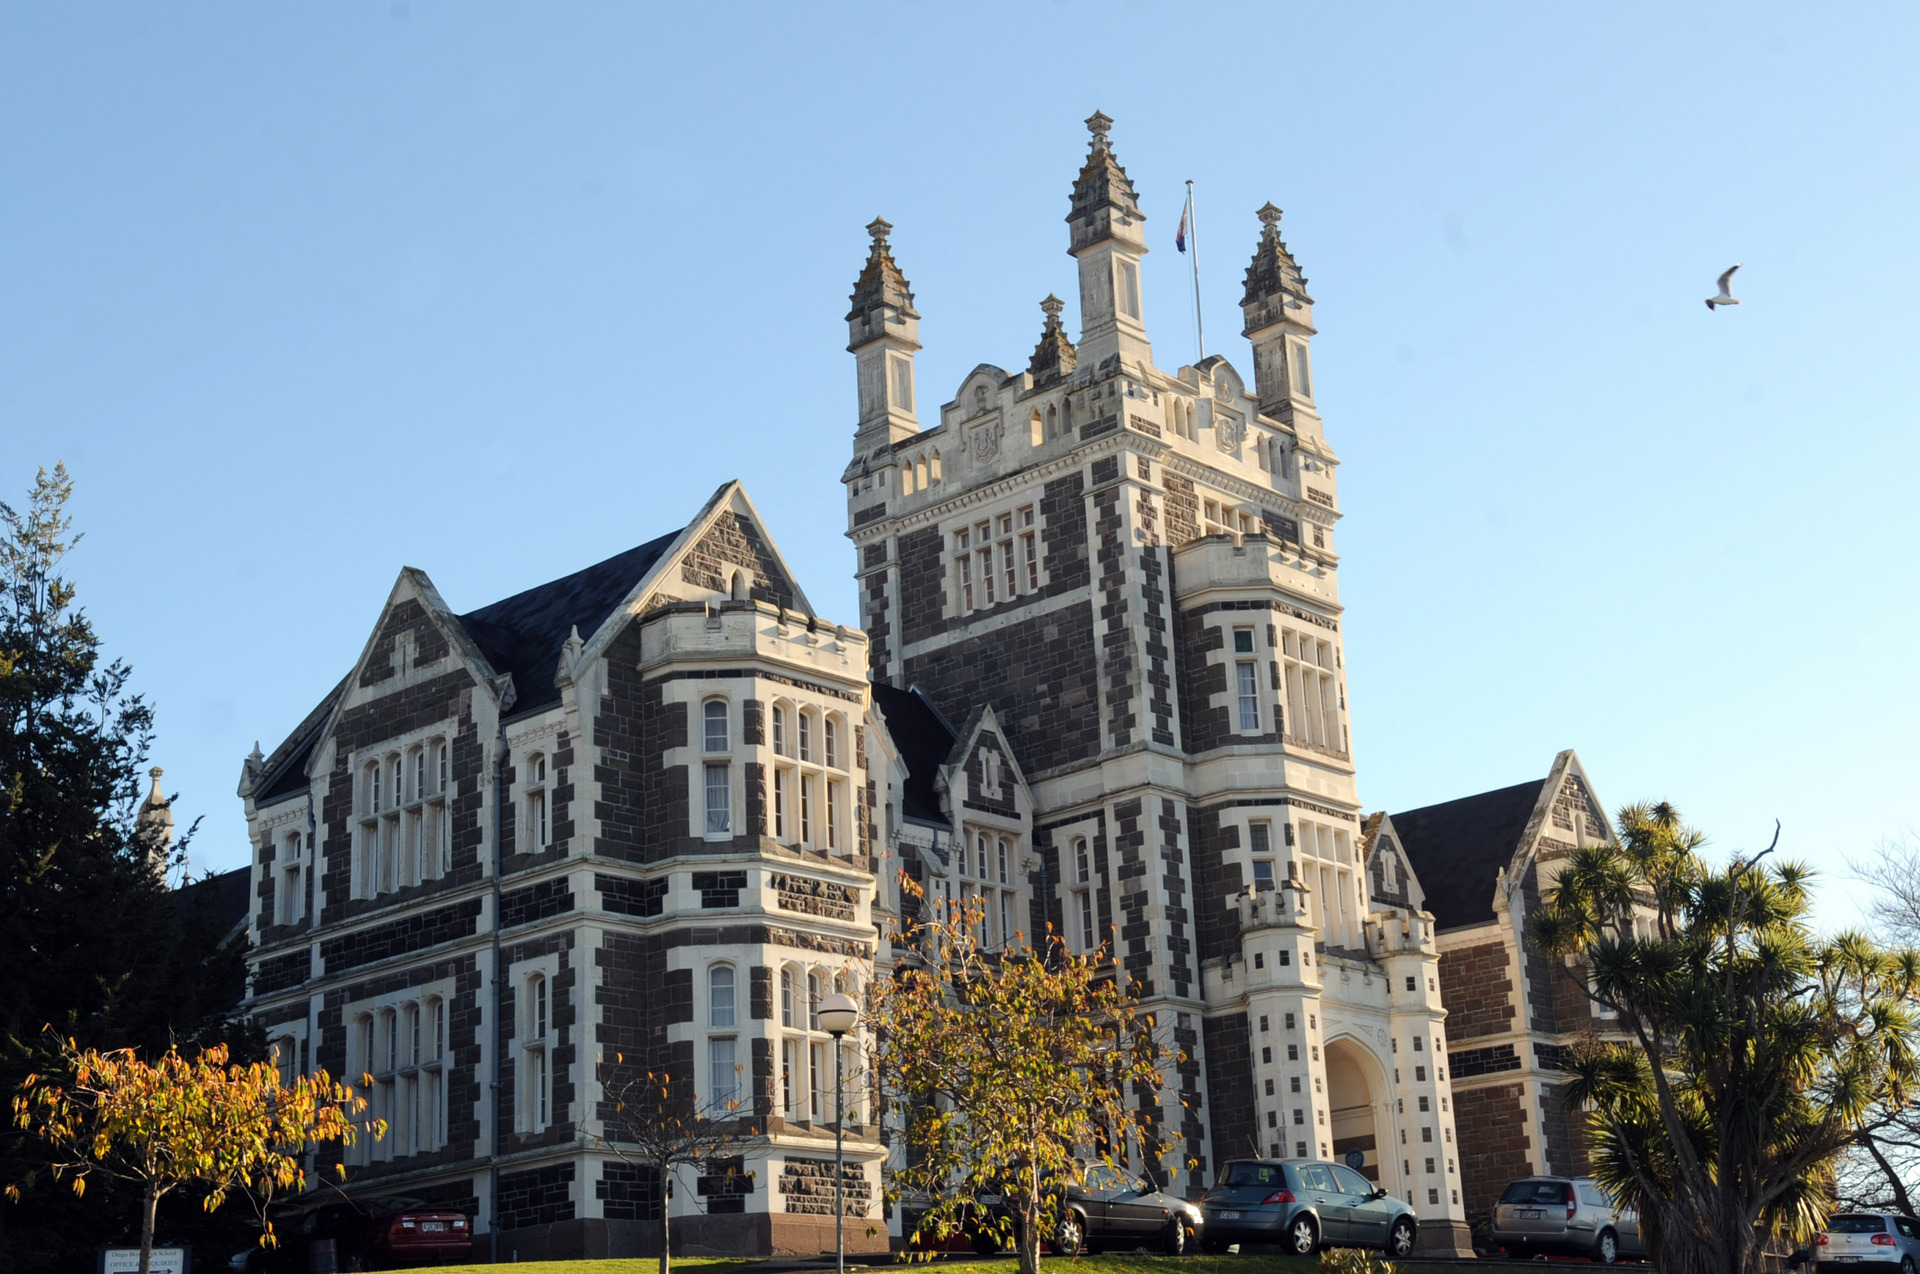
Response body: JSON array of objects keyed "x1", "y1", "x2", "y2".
[{"x1": 4, "y1": 4, "x2": 1915, "y2": 923}]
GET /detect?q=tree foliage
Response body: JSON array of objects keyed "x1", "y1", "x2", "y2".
[
  {"x1": 595, "y1": 1057, "x2": 757, "y2": 1274},
  {"x1": 0, "y1": 464, "x2": 254, "y2": 1271},
  {"x1": 870, "y1": 883, "x2": 1170, "y2": 1274},
  {"x1": 9, "y1": 1038, "x2": 378, "y2": 1274},
  {"x1": 1532, "y1": 803, "x2": 1920, "y2": 1274}
]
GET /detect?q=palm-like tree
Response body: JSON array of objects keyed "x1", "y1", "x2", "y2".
[{"x1": 1533, "y1": 804, "x2": 1920, "y2": 1274}]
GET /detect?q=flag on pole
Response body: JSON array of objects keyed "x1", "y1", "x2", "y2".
[{"x1": 1175, "y1": 202, "x2": 1189, "y2": 253}]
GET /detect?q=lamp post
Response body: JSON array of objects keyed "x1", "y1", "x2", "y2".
[{"x1": 818, "y1": 992, "x2": 860, "y2": 1274}]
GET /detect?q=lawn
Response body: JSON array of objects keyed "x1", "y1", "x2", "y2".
[{"x1": 389, "y1": 1255, "x2": 1475, "y2": 1274}]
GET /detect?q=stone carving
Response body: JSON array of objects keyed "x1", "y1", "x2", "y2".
[
  {"x1": 1215, "y1": 411, "x2": 1244, "y2": 453},
  {"x1": 969, "y1": 417, "x2": 1003, "y2": 463},
  {"x1": 771, "y1": 872, "x2": 858, "y2": 922}
]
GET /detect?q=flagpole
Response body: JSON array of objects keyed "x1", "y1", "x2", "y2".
[{"x1": 1186, "y1": 180, "x2": 1205, "y2": 361}]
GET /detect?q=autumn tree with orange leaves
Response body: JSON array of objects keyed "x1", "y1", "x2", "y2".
[
  {"x1": 870, "y1": 882, "x2": 1173, "y2": 1274},
  {"x1": 9, "y1": 1037, "x2": 381, "y2": 1274}
]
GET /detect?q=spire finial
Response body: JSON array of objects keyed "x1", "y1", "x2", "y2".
[
  {"x1": 1085, "y1": 110, "x2": 1113, "y2": 151},
  {"x1": 1257, "y1": 202, "x2": 1283, "y2": 229},
  {"x1": 1040, "y1": 293, "x2": 1065, "y2": 319},
  {"x1": 867, "y1": 216, "x2": 892, "y2": 243}
]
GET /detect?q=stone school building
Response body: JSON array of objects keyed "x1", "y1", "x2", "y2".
[{"x1": 239, "y1": 114, "x2": 1618, "y2": 1259}]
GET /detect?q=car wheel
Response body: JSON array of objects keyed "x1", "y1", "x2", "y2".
[
  {"x1": 1164, "y1": 1218, "x2": 1189, "y2": 1256},
  {"x1": 1899, "y1": 1257, "x2": 1913, "y2": 1274},
  {"x1": 1287, "y1": 1214, "x2": 1320, "y2": 1256},
  {"x1": 1389, "y1": 1217, "x2": 1418, "y2": 1259},
  {"x1": 1051, "y1": 1211, "x2": 1086, "y2": 1258},
  {"x1": 1596, "y1": 1230, "x2": 1619, "y2": 1265}
]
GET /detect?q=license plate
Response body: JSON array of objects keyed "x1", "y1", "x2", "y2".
[
  {"x1": 1218, "y1": 1211, "x2": 1242, "y2": 1220},
  {"x1": 1833, "y1": 1258, "x2": 1859, "y2": 1263},
  {"x1": 1521, "y1": 1210, "x2": 1542, "y2": 1219},
  {"x1": 421, "y1": 1222, "x2": 446, "y2": 1233}
]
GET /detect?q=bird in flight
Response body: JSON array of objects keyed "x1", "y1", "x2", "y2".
[{"x1": 1706, "y1": 264, "x2": 1742, "y2": 311}]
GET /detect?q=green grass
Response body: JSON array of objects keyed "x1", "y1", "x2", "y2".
[{"x1": 390, "y1": 1255, "x2": 1473, "y2": 1274}]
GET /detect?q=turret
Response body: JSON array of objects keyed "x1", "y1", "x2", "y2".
[
  {"x1": 1240, "y1": 203, "x2": 1316, "y2": 422},
  {"x1": 135, "y1": 765, "x2": 176, "y2": 884},
  {"x1": 1065, "y1": 112, "x2": 1153, "y2": 375},
  {"x1": 847, "y1": 217, "x2": 922, "y2": 458},
  {"x1": 1026, "y1": 294, "x2": 1077, "y2": 387}
]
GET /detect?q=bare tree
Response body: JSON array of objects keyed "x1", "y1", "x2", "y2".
[
  {"x1": 1841, "y1": 836, "x2": 1920, "y2": 1215},
  {"x1": 594, "y1": 1056, "x2": 757, "y2": 1274}
]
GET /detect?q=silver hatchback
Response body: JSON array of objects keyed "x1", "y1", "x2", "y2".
[
  {"x1": 1816, "y1": 1213, "x2": 1920, "y2": 1274},
  {"x1": 1491, "y1": 1176, "x2": 1646, "y2": 1263}
]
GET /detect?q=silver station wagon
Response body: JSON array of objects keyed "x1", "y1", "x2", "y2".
[{"x1": 1491, "y1": 1176, "x2": 1646, "y2": 1263}]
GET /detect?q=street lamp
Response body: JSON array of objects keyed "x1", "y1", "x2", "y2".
[{"x1": 818, "y1": 991, "x2": 860, "y2": 1274}]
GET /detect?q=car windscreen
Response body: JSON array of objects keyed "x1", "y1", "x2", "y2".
[
  {"x1": 1829, "y1": 1216, "x2": 1889, "y2": 1234},
  {"x1": 1501, "y1": 1181, "x2": 1571, "y2": 1205},
  {"x1": 1221, "y1": 1163, "x2": 1284, "y2": 1188}
]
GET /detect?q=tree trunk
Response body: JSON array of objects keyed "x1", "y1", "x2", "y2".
[
  {"x1": 1651, "y1": 1197, "x2": 1764, "y2": 1274},
  {"x1": 1014, "y1": 1207, "x2": 1042, "y2": 1274},
  {"x1": 138, "y1": 1185, "x2": 160, "y2": 1274},
  {"x1": 658, "y1": 1163, "x2": 671, "y2": 1274}
]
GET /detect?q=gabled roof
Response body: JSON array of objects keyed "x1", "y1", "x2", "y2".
[
  {"x1": 870, "y1": 683, "x2": 956, "y2": 824},
  {"x1": 1389, "y1": 779, "x2": 1547, "y2": 932},
  {"x1": 459, "y1": 531, "x2": 679, "y2": 720},
  {"x1": 247, "y1": 481, "x2": 810, "y2": 803}
]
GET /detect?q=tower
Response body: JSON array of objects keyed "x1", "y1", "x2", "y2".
[
  {"x1": 843, "y1": 115, "x2": 1470, "y2": 1252},
  {"x1": 1240, "y1": 203, "x2": 1318, "y2": 430},
  {"x1": 846, "y1": 217, "x2": 922, "y2": 466},
  {"x1": 1067, "y1": 111, "x2": 1153, "y2": 375}
]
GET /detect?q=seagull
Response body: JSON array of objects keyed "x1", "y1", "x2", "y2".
[{"x1": 1706, "y1": 264, "x2": 1742, "y2": 311}]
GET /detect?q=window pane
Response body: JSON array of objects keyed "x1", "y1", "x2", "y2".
[
  {"x1": 710, "y1": 1037, "x2": 738, "y2": 1109},
  {"x1": 704, "y1": 701, "x2": 729, "y2": 752},
  {"x1": 705, "y1": 764, "x2": 731, "y2": 834},
  {"x1": 710, "y1": 966, "x2": 736, "y2": 1027}
]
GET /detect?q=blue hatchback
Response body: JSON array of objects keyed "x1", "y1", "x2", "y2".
[{"x1": 1201, "y1": 1159, "x2": 1418, "y2": 1257}]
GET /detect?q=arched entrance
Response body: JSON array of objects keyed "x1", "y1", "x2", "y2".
[{"x1": 1324, "y1": 1037, "x2": 1388, "y2": 1184}]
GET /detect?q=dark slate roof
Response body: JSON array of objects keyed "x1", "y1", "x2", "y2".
[
  {"x1": 255, "y1": 675, "x2": 350, "y2": 803},
  {"x1": 459, "y1": 530, "x2": 679, "y2": 720},
  {"x1": 256, "y1": 531, "x2": 682, "y2": 794},
  {"x1": 1390, "y1": 778, "x2": 1546, "y2": 932},
  {"x1": 174, "y1": 865, "x2": 253, "y2": 944},
  {"x1": 871, "y1": 683, "x2": 956, "y2": 825}
]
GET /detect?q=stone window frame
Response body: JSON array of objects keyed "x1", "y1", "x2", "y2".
[
  {"x1": 956, "y1": 822, "x2": 1024, "y2": 951},
  {"x1": 344, "y1": 976, "x2": 453, "y2": 1164},
  {"x1": 767, "y1": 696, "x2": 853, "y2": 855},
  {"x1": 276, "y1": 828, "x2": 306, "y2": 927},
  {"x1": 951, "y1": 502, "x2": 1043, "y2": 617},
  {"x1": 1050, "y1": 816, "x2": 1104, "y2": 956},
  {"x1": 514, "y1": 953, "x2": 560, "y2": 1136},
  {"x1": 353, "y1": 727, "x2": 453, "y2": 900},
  {"x1": 706, "y1": 960, "x2": 740, "y2": 1113}
]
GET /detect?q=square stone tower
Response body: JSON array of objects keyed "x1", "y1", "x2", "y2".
[{"x1": 844, "y1": 114, "x2": 1472, "y2": 1254}]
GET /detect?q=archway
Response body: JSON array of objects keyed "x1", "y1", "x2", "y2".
[{"x1": 1324, "y1": 1036, "x2": 1388, "y2": 1184}]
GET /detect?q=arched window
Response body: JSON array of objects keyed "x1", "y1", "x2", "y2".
[
  {"x1": 781, "y1": 967, "x2": 796, "y2": 1027},
  {"x1": 915, "y1": 457, "x2": 929, "y2": 490},
  {"x1": 410, "y1": 746, "x2": 425, "y2": 803},
  {"x1": 824, "y1": 716, "x2": 839, "y2": 769},
  {"x1": 807, "y1": 971, "x2": 822, "y2": 1030},
  {"x1": 1029, "y1": 409, "x2": 1043, "y2": 447},
  {"x1": 703, "y1": 700, "x2": 729, "y2": 753},
  {"x1": 930, "y1": 451, "x2": 942, "y2": 482},
  {"x1": 709, "y1": 964, "x2": 736, "y2": 1028},
  {"x1": 798, "y1": 711, "x2": 814, "y2": 763},
  {"x1": 524, "y1": 752, "x2": 549, "y2": 851},
  {"x1": 1046, "y1": 404, "x2": 1058, "y2": 438}
]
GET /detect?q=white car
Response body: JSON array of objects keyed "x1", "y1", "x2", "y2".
[{"x1": 1816, "y1": 1213, "x2": 1920, "y2": 1274}]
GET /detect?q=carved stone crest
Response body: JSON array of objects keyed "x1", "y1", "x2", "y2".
[
  {"x1": 1215, "y1": 410, "x2": 1245, "y2": 453},
  {"x1": 970, "y1": 417, "x2": 1003, "y2": 463}
]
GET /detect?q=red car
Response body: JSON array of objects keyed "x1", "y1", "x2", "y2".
[{"x1": 247, "y1": 1196, "x2": 473, "y2": 1271}]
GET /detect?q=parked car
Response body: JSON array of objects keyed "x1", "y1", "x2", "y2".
[
  {"x1": 244, "y1": 1196, "x2": 473, "y2": 1271},
  {"x1": 1490, "y1": 1175, "x2": 1646, "y2": 1263},
  {"x1": 972, "y1": 1163, "x2": 1203, "y2": 1256},
  {"x1": 1814, "y1": 1212, "x2": 1920, "y2": 1274},
  {"x1": 1200, "y1": 1159, "x2": 1417, "y2": 1257}
]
